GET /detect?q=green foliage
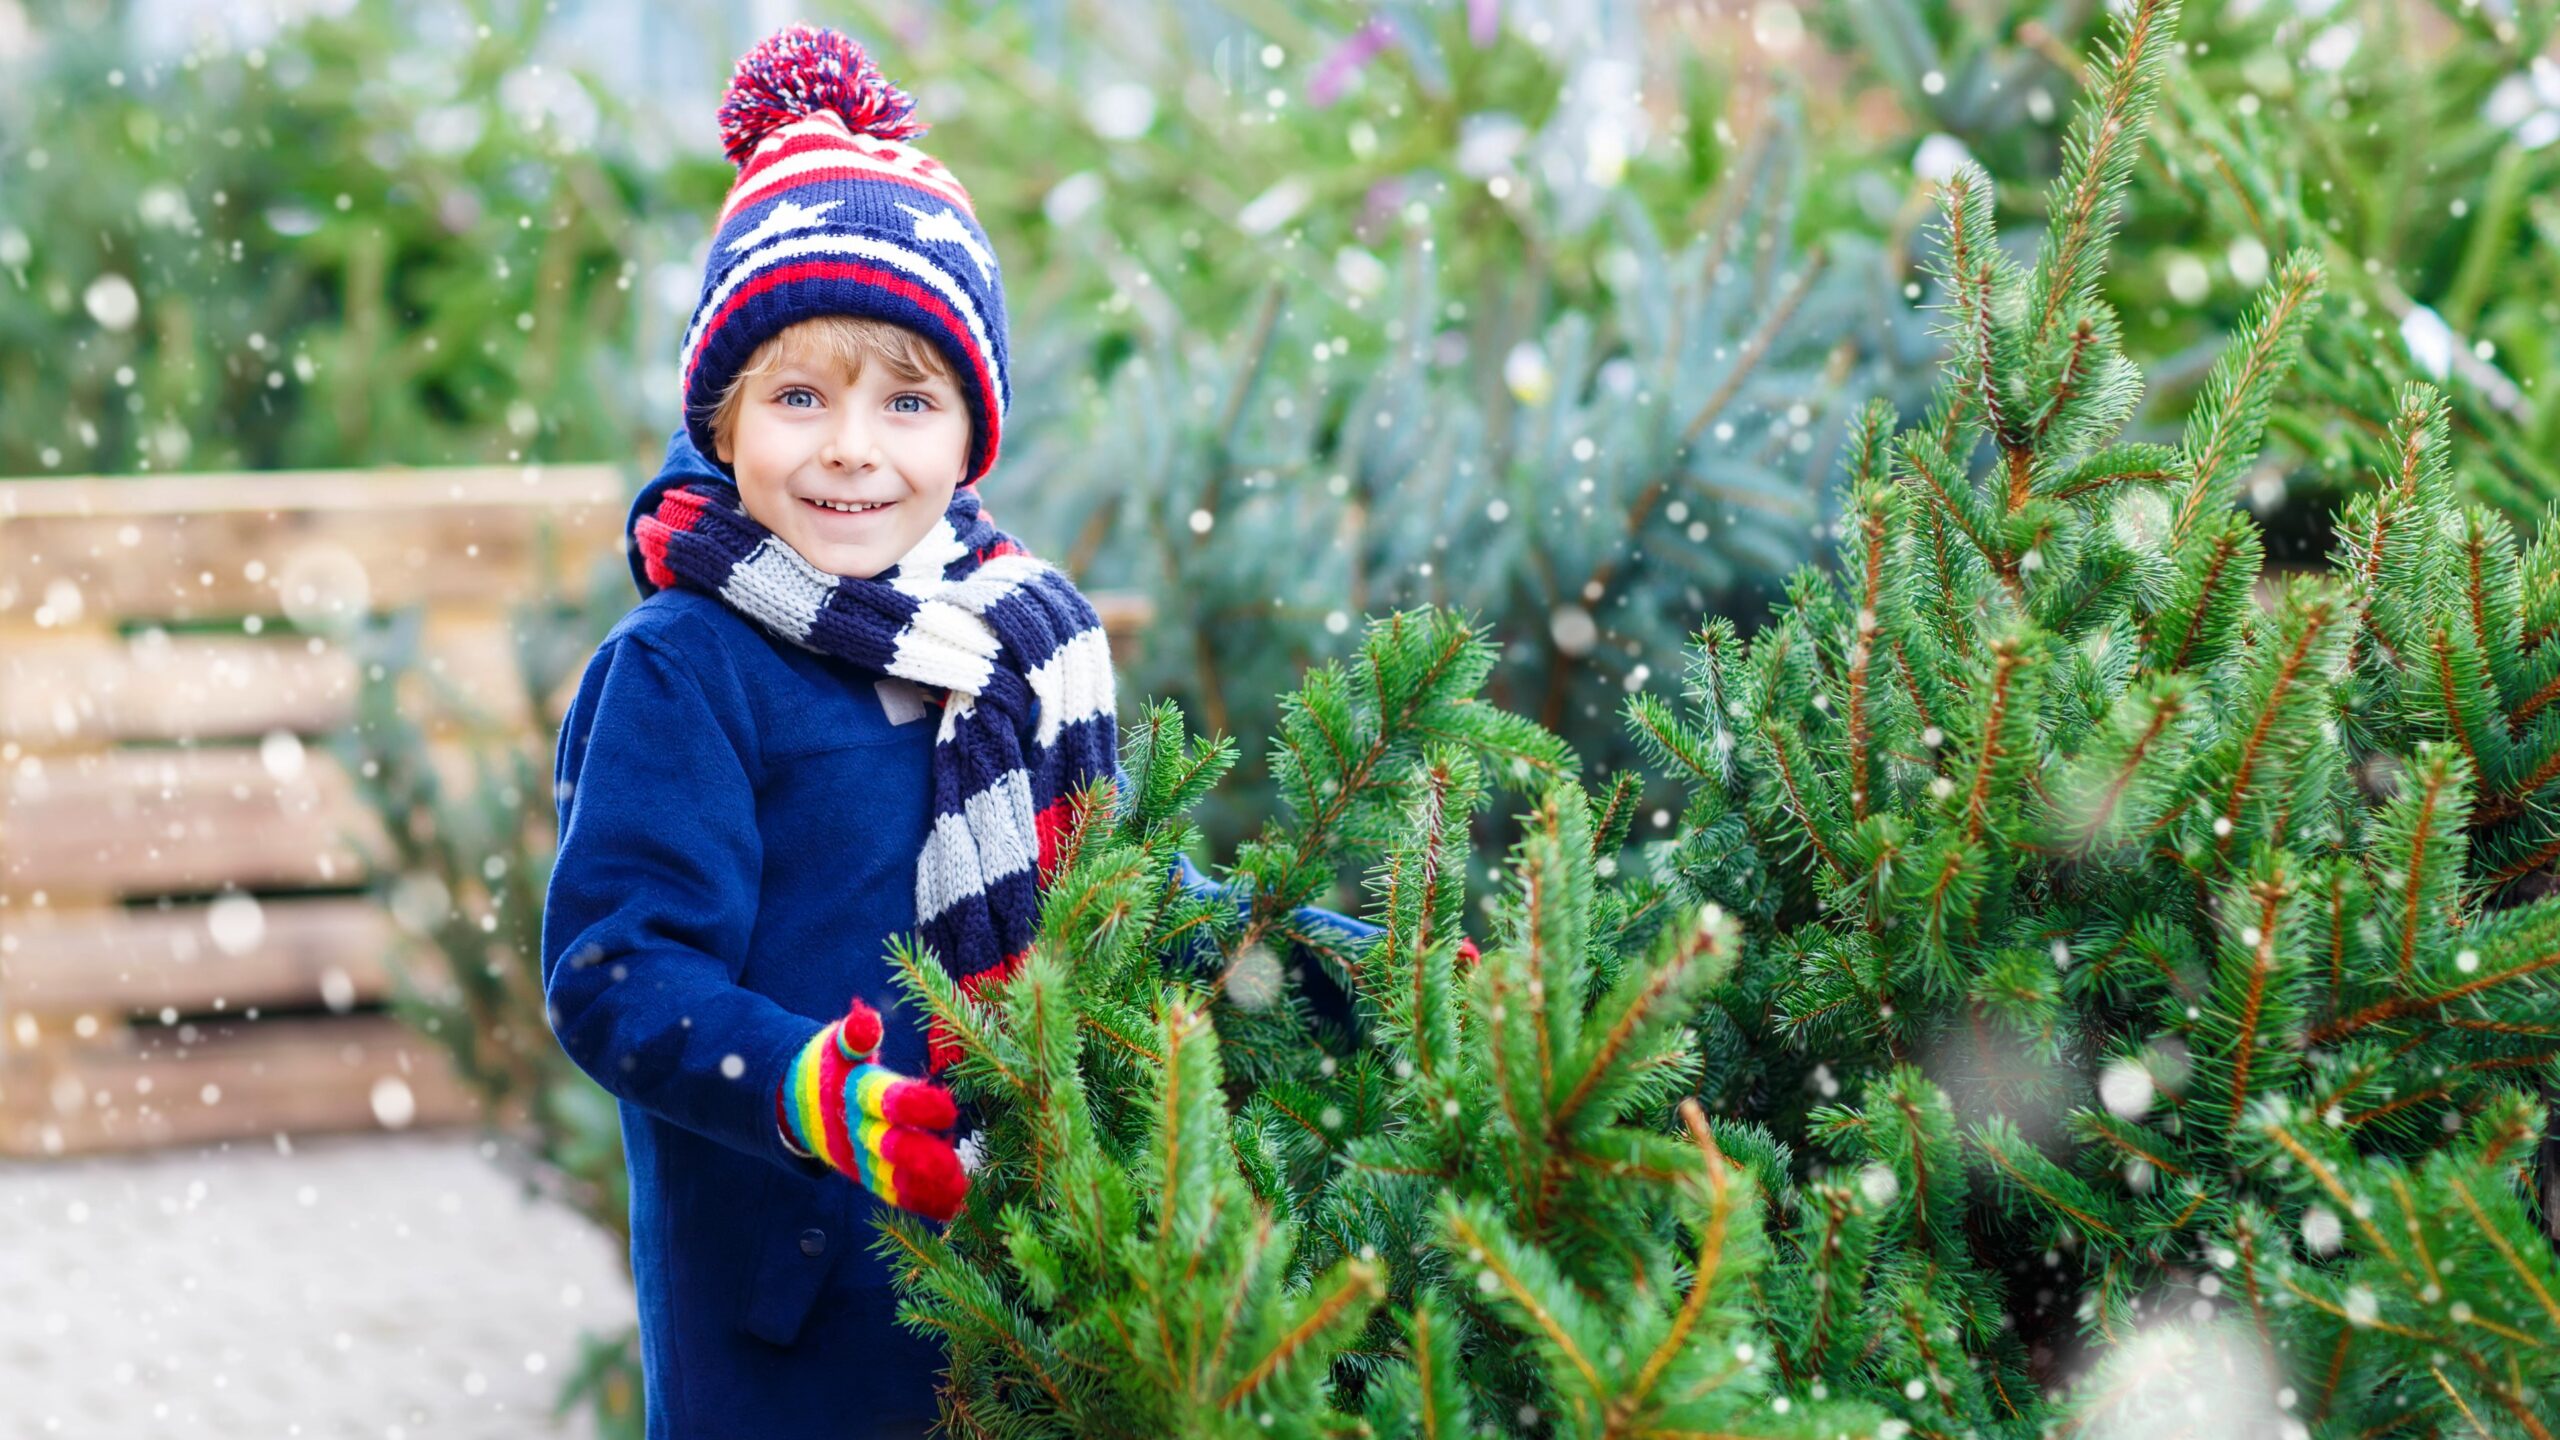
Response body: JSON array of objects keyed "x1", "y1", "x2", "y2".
[
  {"x1": 5, "y1": 0, "x2": 1941, "y2": 870},
  {"x1": 1820, "y1": 0, "x2": 2560, "y2": 525},
  {"x1": 0, "y1": 1, "x2": 697, "y2": 474},
  {"x1": 2151, "y1": 1, "x2": 2560, "y2": 523},
  {"x1": 860, "y1": 0, "x2": 1939, "y2": 850},
  {"x1": 884, "y1": 614, "x2": 1896, "y2": 1436},
  {"x1": 1634, "y1": 1, "x2": 2560, "y2": 1430}
]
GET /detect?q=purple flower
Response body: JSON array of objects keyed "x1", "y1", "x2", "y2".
[
  {"x1": 1308, "y1": 17, "x2": 1397, "y2": 108},
  {"x1": 1469, "y1": 0, "x2": 1500, "y2": 48},
  {"x1": 1357, "y1": 177, "x2": 1408, "y2": 243}
]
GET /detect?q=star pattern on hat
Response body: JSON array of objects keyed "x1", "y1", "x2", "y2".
[
  {"x1": 727, "y1": 196, "x2": 843, "y2": 255},
  {"x1": 897, "y1": 201, "x2": 993, "y2": 283}
]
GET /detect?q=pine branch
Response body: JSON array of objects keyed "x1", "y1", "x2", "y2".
[
  {"x1": 2048, "y1": 678, "x2": 2194, "y2": 851},
  {"x1": 2250, "y1": 1117, "x2": 2415, "y2": 1282},
  {"x1": 1970, "y1": 1118, "x2": 2126, "y2": 1242},
  {"x1": 1899, "y1": 427, "x2": 2008, "y2": 584},
  {"x1": 2026, "y1": 317, "x2": 2100, "y2": 446},
  {"x1": 2041, "y1": 443, "x2": 2181, "y2": 503},
  {"x1": 2027, "y1": 0, "x2": 2181, "y2": 352},
  {"x1": 2307, "y1": 944, "x2": 2560, "y2": 1045},
  {"x1": 1841, "y1": 465, "x2": 1895, "y2": 824},
  {"x1": 1215, "y1": 1259, "x2": 1384, "y2": 1413},
  {"x1": 2212, "y1": 586, "x2": 2346, "y2": 851},
  {"x1": 1621, "y1": 1099, "x2": 1740, "y2": 1414},
  {"x1": 2440, "y1": 1170, "x2": 2560, "y2": 1336},
  {"x1": 1550, "y1": 903, "x2": 1736, "y2": 1134},
  {"x1": 2170, "y1": 253, "x2": 2325, "y2": 544},
  {"x1": 1959, "y1": 635, "x2": 2033, "y2": 846},
  {"x1": 1439, "y1": 1204, "x2": 1605, "y2": 1397}
]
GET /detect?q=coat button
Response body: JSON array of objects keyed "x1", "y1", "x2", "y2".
[{"x1": 799, "y1": 1228, "x2": 827, "y2": 1258}]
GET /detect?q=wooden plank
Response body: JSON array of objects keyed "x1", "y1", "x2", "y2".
[
  {"x1": 3, "y1": 745, "x2": 392, "y2": 898},
  {"x1": 0, "y1": 1011, "x2": 476, "y2": 1156},
  {"x1": 1090, "y1": 591, "x2": 1152, "y2": 638},
  {"x1": 1, "y1": 895, "x2": 443, "y2": 1020},
  {"x1": 0, "y1": 466, "x2": 625, "y2": 519},
  {"x1": 5, "y1": 603, "x2": 1150, "y2": 758},
  {"x1": 1, "y1": 739, "x2": 534, "y2": 900},
  {"x1": 1, "y1": 614, "x2": 533, "y2": 748},
  {"x1": 0, "y1": 466, "x2": 625, "y2": 623}
]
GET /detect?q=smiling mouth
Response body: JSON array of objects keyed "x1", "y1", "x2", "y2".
[{"x1": 802, "y1": 496, "x2": 894, "y2": 516}]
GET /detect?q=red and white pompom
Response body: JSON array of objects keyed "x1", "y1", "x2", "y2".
[{"x1": 716, "y1": 23, "x2": 925, "y2": 167}]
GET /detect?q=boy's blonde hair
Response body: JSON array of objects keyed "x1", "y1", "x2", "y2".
[{"x1": 707, "y1": 316, "x2": 967, "y2": 457}]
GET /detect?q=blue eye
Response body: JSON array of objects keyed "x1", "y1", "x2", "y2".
[
  {"x1": 890, "y1": 394, "x2": 931, "y2": 414},
  {"x1": 777, "y1": 387, "x2": 818, "y2": 409}
]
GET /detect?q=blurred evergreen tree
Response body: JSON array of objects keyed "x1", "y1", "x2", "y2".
[
  {"x1": 332, "y1": 553, "x2": 648, "y2": 1436},
  {"x1": 852, "y1": 0, "x2": 1939, "y2": 853},
  {"x1": 0, "y1": 0, "x2": 716, "y2": 473},
  {"x1": 1811, "y1": 0, "x2": 2560, "y2": 537},
  {"x1": 1636, "y1": 0, "x2": 2560, "y2": 1428}
]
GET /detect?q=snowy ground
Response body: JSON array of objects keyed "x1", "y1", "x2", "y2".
[{"x1": 0, "y1": 1131, "x2": 637, "y2": 1438}]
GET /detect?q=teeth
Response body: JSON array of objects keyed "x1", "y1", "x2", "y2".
[{"x1": 809, "y1": 498, "x2": 888, "y2": 513}]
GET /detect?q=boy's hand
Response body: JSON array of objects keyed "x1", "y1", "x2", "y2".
[{"x1": 776, "y1": 998, "x2": 969, "y2": 1222}]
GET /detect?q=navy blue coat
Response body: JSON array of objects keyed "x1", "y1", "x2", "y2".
[{"x1": 541, "y1": 430, "x2": 1379, "y2": 1436}]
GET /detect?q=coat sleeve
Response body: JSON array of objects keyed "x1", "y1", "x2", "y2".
[
  {"x1": 1107, "y1": 756, "x2": 1386, "y2": 954},
  {"x1": 541, "y1": 627, "x2": 832, "y2": 1180},
  {"x1": 1125, "y1": 699, "x2": 1382, "y2": 1030}
]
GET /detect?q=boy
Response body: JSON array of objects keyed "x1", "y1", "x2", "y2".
[{"x1": 541, "y1": 25, "x2": 1376, "y2": 1436}]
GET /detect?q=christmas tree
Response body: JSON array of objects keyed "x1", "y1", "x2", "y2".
[
  {"x1": 1624, "y1": 0, "x2": 2560, "y2": 1430},
  {"x1": 883, "y1": 621, "x2": 1894, "y2": 1437},
  {"x1": 880, "y1": 1, "x2": 2560, "y2": 1434}
]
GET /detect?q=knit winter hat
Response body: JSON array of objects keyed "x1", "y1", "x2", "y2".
[{"x1": 679, "y1": 24, "x2": 1009, "y2": 486}]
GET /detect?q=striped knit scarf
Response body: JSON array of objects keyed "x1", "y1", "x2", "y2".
[{"x1": 633, "y1": 480, "x2": 1117, "y2": 1072}]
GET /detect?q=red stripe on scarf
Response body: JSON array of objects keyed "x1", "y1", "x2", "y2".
[
  {"x1": 1033, "y1": 791, "x2": 1075, "y2": 886},
  {"x1": 634, "y1": 486, "x2": 713, "y2": 591},
  {"x1": 927, "y1": 947, "x2": 1029, "y2": 1075}
]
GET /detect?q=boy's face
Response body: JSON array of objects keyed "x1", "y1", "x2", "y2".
[{"x1": 715, "y1": 344, "x2": 970, "y2": 581}]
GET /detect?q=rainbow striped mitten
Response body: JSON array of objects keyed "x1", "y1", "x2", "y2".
[{"x1": 775, "y1": 997, "x2": 969, "y2": 1222}]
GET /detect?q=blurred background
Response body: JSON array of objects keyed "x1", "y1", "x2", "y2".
[{"x1": 3, "y1": 0, "x2": 2555, "y2": 1433}]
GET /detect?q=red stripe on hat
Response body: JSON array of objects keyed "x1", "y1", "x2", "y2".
[
  {"x1": 736, "y1": 128, "x2": 978, "y2": 208},
  {"x1": 733, "y1": 124, "x2": 967, "y2": 185},
  {"x1": 684, "y1": 257, "x2": 1002, "y2": 482},
  {"x1": 723, "y1": 138, "x2": 979, "y2": 227},
  {"x1": 684, "y1": 261, "x2": 993, "y2": 432}
]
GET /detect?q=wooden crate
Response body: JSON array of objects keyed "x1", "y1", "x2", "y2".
[
  {"x1": 0, "y1": 465, "x2": 1157, "y2": 1157},
  {"x1": 0, "y1": 464, "x2": 628, "y2": 1156}
]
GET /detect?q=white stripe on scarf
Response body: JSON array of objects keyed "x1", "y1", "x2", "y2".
[{"x1": 916, "y1": 768, "x2": 1039, "y2": 924}]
